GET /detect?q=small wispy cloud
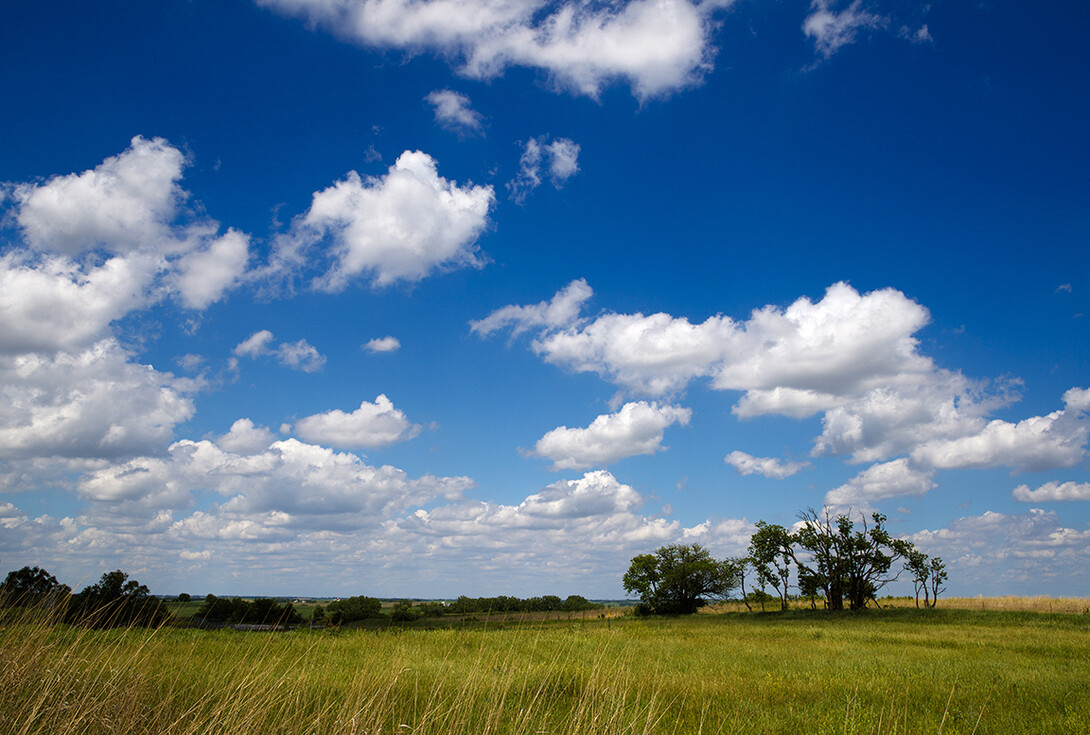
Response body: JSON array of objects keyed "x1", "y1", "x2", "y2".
[
  {"x1": 508, "y1": 136, "x2": 581, "y2": 204},
  {"x1": 425, "y1": 90, "x2": 485, "y2": 137},
  {"x1": 363, "y1": 336, "x2": 401, "y2": 353}
]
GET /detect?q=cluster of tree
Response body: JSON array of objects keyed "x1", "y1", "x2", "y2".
[
  {"x1": 2, "y1": 566, "x2": 167, "y2": 627},
  {"x1": 446, "y1": 594, "x2": 602, "y2": 614},
  {"x1": 318, "y1": 595, "x2": 383, "y2": 624},
  {"x1": 624, "y1": 509, "x2": 948, "y2": 615},
  {"x1": 196, "y1": 594, "x2": 303, "y2": 626},
  {"x1": 0, "y1": 565, "x2": 70, "y2": 609}
]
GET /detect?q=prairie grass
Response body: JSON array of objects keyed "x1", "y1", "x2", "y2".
[{"x1": 2, "y1": 605, "x2": 1088, "y2": 734}]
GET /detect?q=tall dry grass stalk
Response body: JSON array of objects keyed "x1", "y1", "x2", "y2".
[
  {"x1": 3, "y1": 603, "x2": 1088, "y2": 734},
  {"x1": 0, "y1": 608, "x2": 672, "y2": 735}
]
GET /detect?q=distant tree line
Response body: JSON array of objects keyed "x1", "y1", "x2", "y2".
[
  {"x1": 624, "y1": 508, "x2": 947, "y2": 615},
  {"x1": 446, "y1": 594, "x2": 602, "y2": 614},
  {"x1": 196, "y1": 594, "x2": 303, "y2": 626},
  {"x1": 4, "y1": 562, "x2": 610, "y2": 629}
]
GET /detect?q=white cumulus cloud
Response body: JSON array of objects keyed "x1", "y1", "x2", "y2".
[
  {"x1": 1012, "y1": 481, "x2": 1090, "y2": 503},
  {"x1": 4, "y1": 136, "x2": 250, "y2": 332},
  {"x1": 0, "y1": 339, "x2": 196, "y2": 460},
  {"x1": 824, "y1": 458, "x2": 935, "y2": 506},
  {"x1": 215, "y1": 419, "x2": 278, "y2": 455},
  {"x1": 256, "y1": 0, "x2": 728, "y2": 101},
  {"x1": 911, "y1": 387, "x2": 1089, "y2": 472},
  {"x1": 13, "y1": 135, "x2": 187, "y2": 255},
  {"x1": 477, "y1": 281, "x2": 1080, "y2": 471},
  {"x1": 273, "y1": 150, "x2": 494, "y2": 290},
  {"x1": 532, "y1": 401, "x2": 692, "y2": 470},
  {"x1": 294, "y1": 395, "x2": 422, "y2": 449},
  {"x1": 724, "y1": 451, "x2": 809, "y2": 479}
]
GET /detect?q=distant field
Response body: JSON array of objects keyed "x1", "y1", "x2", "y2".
[{"x1": 3, "y1": 604, "x2": 1088, "y2": 734}]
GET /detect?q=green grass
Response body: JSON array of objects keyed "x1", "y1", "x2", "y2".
[{"x1": 2, "y1": 607, "x2": 1088, "y2": 734}]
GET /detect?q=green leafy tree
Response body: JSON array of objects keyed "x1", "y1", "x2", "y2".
[
  {"x1": 623, "y1": 543, "x2": 738, "y2": 615},
  {"x1": 788, "y1": 509, "x2": 914, "y2": 611},
  {"x1": 722, "y1": 556, "x2": 752, "y2": 611},
  {"x1": 905, "y1": 549, "x2": 931, "y2": 608},
  {"x1": 797, "y1": 567, "x2": 822, "y2": 610},
  {"x1": 67, "y1": 570, "x2": 166, "y2": 627},
  {"x1": 1, "y1": 566, "x2": 70, "y2": 607},
  {"x1": 927, "y1": 557, "x2": 948, "y2": 608},
  {"x1": 326, "y1": 595, "x2": 383, "y2": 624},
  {"x1": 389, "y1": 600, "x2": 422, "y2": 622},
  {"x1": 748, "y1": 521, "x2": 794, "y2": 610}
]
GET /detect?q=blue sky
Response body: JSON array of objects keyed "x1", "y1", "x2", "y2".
[{"x1": 1, "y1": 0, "x2": 1088, "y2": 599}]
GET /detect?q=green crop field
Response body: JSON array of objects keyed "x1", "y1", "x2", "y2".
[{"x1": 2, "y1": 606, "x2": 1088, "y2": 734}]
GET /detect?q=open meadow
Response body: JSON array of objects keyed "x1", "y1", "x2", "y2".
[{"x1": 2, "y1": 604, "x2": 1089, "y2": 734}]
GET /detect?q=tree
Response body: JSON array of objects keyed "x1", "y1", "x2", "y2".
[
  {"x1": 67, "y1": 570, "x2": 166, "y2": 627},
  {"x1": 905, "y1": 549, "x2": 931, "y2": 608},
  {"x1": 927, "y1": 557, "x2": 948, "y2": 608},
  {"x1": 177, "y1": 593, "x2": 191, "y2": 603},
  {"x1": 390, "y1": 601, "x2": 422, "y2": 622},
  {"x1": 797, "y1": 568, "x2": 822, "y2": 610},
  {"x1": 788, "y1": 509, "x2": 913, "y2": 611},
  {"x1": 722, "y1": 556, "x2": 752, "y2": 611},
  {"x1": 622, "y1": 544, "x2": 738, "y2": 615},
  {"x1": 0, "y1": 566, "x2": 70, "y2": 608},
  {"x1": 748, "y1": 521, "x2": 794, "y2": 610},
  {"x1": 326, "y1": 595, "x2": 382, "y2": 624}
]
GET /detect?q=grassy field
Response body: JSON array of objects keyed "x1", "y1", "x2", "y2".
[{"x1": 2, "y1": 606, "x2": 1088, "y2": 734}]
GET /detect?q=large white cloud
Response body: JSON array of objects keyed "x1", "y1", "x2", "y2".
[
  {"x1": 383, "y1": 470, "x2": 679, "y2": 562},
  {"x1": 531, "y1": 401, "x2": 691, "y2": 470},
  {"x1": 1012, "y1": 481, "x2": 1090, "y2": 503},
  {"x1": 12, "y1": 136, "x2": 186, "y2": 255},
  {"x1": 215, "y1": 418, "x2": 279, "y2": 455},
  {"x1": 0, "y1": 251, "x2": 159, "y2": 355},
  {"x1": 171, "y1": 229, "x2": 251, "y2": 310},
  {"x1": 274, "y1": 150, "x2": 494, "y2": 291},
  {"x1": 257, "y1": 0, "x2": 727, "y2": 100},
  {"x1": 0, "y1": 339, "x2": 196, "y2": 460},
  {"x1": 79, "y1": 436, "x2": 472, "y2": 527},
  {"x1": 3, "y1": 136, "x2": 251, "y2": 341},
  {"x1": 294, "y1": 395, "x2": 422, "y2": 449},
  {"x1": 911, "y1": 388, "x2": 1089, "y2": 472},
  {"x1": 476, "y1": 280, "x2": 935, "y2": 401},
  {"x1": 477, "y1": 281, "x2": 1088, "y2": 472},
  {"x1": 823, "y1": 458, "x2": 935, "y2": 506}
]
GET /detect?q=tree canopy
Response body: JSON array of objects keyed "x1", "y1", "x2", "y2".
[
  {"x1": 622, "y1": 543, "x2": 738, "y2": 615},
  {"x1": 66, "y1": 570, "x2": 167, "y2": 627},
  {"x1": 0, "y1": 565, "x2": 70, "y2": 607}
]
